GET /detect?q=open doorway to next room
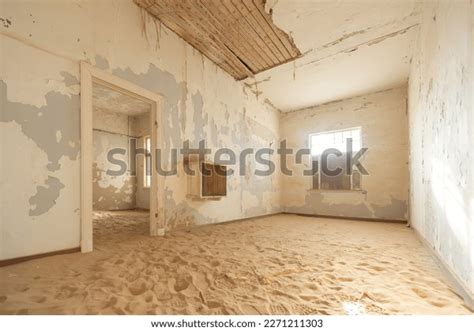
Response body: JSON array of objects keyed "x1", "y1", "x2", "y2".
[{"x1": 92, "y1": 82, "x2": 152, "y2": 246}]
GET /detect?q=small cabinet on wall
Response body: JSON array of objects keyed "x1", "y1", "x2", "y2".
[{"x1": 187, "y1": 158, "x2": 227, "y2": 200}]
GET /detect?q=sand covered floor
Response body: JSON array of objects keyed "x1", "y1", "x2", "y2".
[{"x1": 0, "y1": 212, "x2": 471, "y2": 315}]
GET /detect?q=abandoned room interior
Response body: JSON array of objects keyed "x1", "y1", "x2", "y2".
[
  {"x1": 92, "y1": 82, "x2": 152, "y2": 243},
  {"x1": 0, "y1": 0, "x2": 473, "y2": 318}
]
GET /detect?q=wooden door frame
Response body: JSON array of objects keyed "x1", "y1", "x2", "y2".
[{"x1": 80, "y1": 62, "x2": 165, "y2": 253}]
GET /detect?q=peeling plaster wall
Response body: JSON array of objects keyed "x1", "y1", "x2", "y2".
[
  {"x1": 408, "y1": 0, "x2": 474, "y2": 296},
  {"x1": 93, "y1": 130, "x2": 136, "y2": 210},
  {"x1": 0, "y1": 0, "x2": 280, "y2": 260},
  {"x1": 280, "y1": 87, "x2": 409, "y2": 221},
  {"x1": 92, "y1": 109, "x2": 137, "y2": 211},
  {"x1": 92, "y1": 110, "x2": 150, "y2": 211}
]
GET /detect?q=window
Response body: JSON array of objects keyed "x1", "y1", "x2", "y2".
[
  {"x1": 310, "y1": 127, "x2": 361, "y2": 156},
  {"x1": 144, "y1": 136, "x2": 151, "y2": 188},
  {"x1": 309, "y1": 128, "x2": 362, "y2": 190}
]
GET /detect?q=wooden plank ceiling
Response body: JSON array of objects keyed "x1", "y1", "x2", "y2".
[{"x1": 134, "y1": 0, "x2": 301, "y2": 80}]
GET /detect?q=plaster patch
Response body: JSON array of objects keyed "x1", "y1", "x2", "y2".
[
  {"x1": 164, "y1": 187, "x2": 211, "y2": 230},
  {"x1": 29, "y1": 176, "x2": 65, "y2": 216},
  {"x1": 110, "y1": 60, "x2": 187, "y2": 152},
  {"x1": 94, "y1": 55, "x2": 110, "y2": 70},
  {"x1": 60, "y1": 71, "x2": 80, "y2": 87},
  {"x1": 0, "y1": 80, "x2": 80, "y2": 171},
  {"x1": 372, "y1": 197, "x2": 408, "y2": 220},
  {"x1": 295, "y1": 190, "x2": 374, "y2": 219}
]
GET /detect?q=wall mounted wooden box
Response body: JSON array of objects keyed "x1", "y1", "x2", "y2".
[{"x1": 187, "y1": 159, "x2": 227, "y2": 200}]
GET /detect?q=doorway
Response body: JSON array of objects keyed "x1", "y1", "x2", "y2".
[{"x1": 80, "y1": 62, "x2": 165, "y2": 253}]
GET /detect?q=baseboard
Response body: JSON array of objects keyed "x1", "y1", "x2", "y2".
[
  {"x1": 211, "y1": 212, "x2": 283, "y2": 227},
  {"x1": 0, "y1": 247, "x2": 81, "y2": 267},
  {"x1": 283, "y1": 212, "x2": 407, "y2": 224},
  {"x1": 0, "y1": 213, "x2": 281, "y2": 266},
  {"x1": 412, "y1": 227, "x2": 474, "y2": 310}
]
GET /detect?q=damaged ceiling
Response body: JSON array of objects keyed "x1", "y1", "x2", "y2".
[
  {"x1": 134, "y1": 0, "x2": 421, "y2": 112},
  {"x1": 245, "y1": 0, "x2": 422, "y2": 111},
  {"x1": 134, "y1": 0, "x2": 301, "y2": 80}
]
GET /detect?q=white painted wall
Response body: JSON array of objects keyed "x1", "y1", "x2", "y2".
[
  {"x1": 0, "y1": 0, "x2": 280, "y2": 260},
  {"x1": 408, "y1": 0, "x2": 473, "y2": 297},
  {"x1": 281, "y1": 87, "x2": 409, "y2": 221}
]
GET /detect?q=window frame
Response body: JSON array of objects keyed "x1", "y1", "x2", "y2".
[
  {"x1": 308, "y1": 127, "x2": 362, "y2": 191},
  {"x1": 144, "y1": 135, "x2": 151, "y2": 188}
]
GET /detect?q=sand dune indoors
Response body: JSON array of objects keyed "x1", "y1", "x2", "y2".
[{"x1": 0, "y1": 213, "x2": 470, "y2": 315}]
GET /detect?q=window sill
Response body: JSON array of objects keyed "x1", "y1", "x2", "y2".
[{"x1": 310, "y1": 189, "x2": 366, "y2": 194}]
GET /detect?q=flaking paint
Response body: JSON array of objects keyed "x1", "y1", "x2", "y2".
[
  {"x1": 280, "y1": 87, "x2": 409, "y2": 221},
  {"x1": 0, "y1": 0, "x2": 280, "y2": 260}
]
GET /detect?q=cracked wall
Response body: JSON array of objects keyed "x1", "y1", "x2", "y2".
[
  {"x1": 0, "y1": 0, "x2": 415, "y2": 263},
  {"x1": 246, "y1": 0, "x2": 421, "y2": 111},
  {"x1": 408, "y1": 0, "x2": 474, "y2": 297},
  {"x1": 280, "y1": 87, "x2": 409, "y2": 221},
  {"x1": 0, "y1": 0, "x2": 280, "y2": 260}
]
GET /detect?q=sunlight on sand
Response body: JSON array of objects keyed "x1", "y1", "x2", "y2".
[
  {"x1": 0, "y1": 213, "x2": 471, "y2": 314},
  {"x1": 343, "y1": 302, "x2": 366, "y2": 315}
]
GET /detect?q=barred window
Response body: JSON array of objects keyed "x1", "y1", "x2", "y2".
[{"x1": 309, "y1": 128, "x2": 362, "y2": 190}]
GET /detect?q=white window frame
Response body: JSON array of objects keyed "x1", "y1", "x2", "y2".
[
  {"x1": 144, "y1": 135, "x2": 151, "y2": 188},
  {"x1": 308, "y1": 127, "x2": 362, "y2": 191}
]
